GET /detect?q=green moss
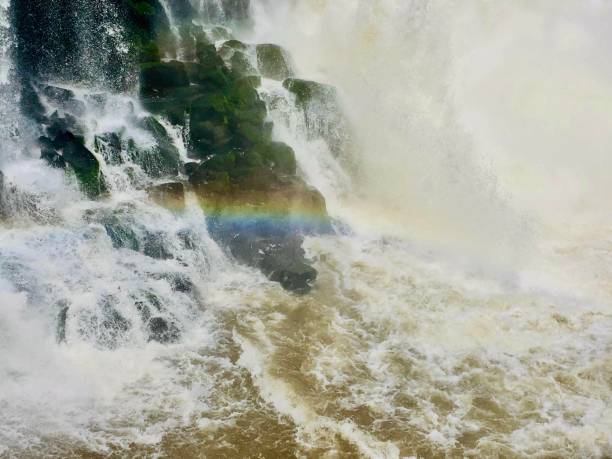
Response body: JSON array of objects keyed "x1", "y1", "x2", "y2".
[
  {"x1": 256, "y1": 44, "x2": 293, "y2": 81},
  {"x1": 254, "y1": 141, "x2": 297, "y2": 175},
  {"x1": 283, "y1": 78, "x2": 318, "y2": 105},
  {"x1": 140, "y1": 61, "x2": 189, "y2": 97}
]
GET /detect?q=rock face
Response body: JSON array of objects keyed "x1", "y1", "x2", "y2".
[
  {"x1": 37, "y1": 108, "x2": 107, "y2": 198},
  {"x1": 256, "y1": 44, "x2": 293, "y2": 81},
  {"x1": 14, "y1": 0, "x2": 332, "y2": 293},
  {"x1": 129, "y1": 7, "x2": 330, "y2": 292},
  {"x1": 283, "y1": 78, "x2": 350, "y2": 157}
]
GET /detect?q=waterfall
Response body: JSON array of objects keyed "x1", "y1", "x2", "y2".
[{"x1": 1, "y1": 1, "x2": 612, "y2": 457}]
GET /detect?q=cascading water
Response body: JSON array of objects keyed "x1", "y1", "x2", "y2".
[{"x1": 1, "y1": 0, "x2": 612, "y2": 458}]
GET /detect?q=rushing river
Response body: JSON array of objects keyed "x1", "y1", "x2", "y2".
[{"x1": 1, "y1": 1, "x2": 611, "y2": 457}]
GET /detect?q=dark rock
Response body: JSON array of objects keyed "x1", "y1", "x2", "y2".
[
  {"x1": 148, "y1": 182, "x2": 185, "y2": 211},
  {"x1": 140, "y1": 60, "x2": 189, "y2": 97},
  {"x1": 152, "y1": 272, "x2": 194, "y2": 293},
  {"x1": 39, "y1": 120, "x2": 107, "y2": 198},
  {"x1": 103, "y1": 216, "x2": 140, "y2": 251},
  {"x1": 143, "y1": 232, "x2": 173, "y2": 259},
  {"x1": 134, "y1": 291, "x2": 163, "y2": 322},
  {"x1": 230, "y1": 51, "x2": 256, "y2": 76},
  {"x1": 185, "y1": 62, "x2": 229, "y2": 89},
  {"x1": 56, "y1": 302, "x2": 69, "y2": 343},
  {"x1": 0, "y1": 171, "x2": 6, "y2": 220},
  {"x1": 283, "y1": 78, "x2": 350, "y2": 157},
  {"x1": 147, "y1": 316, "x2": 180, "y2": 344},
  {"x1": 196, "y1": 42, "x2": 226, "y2": 70},
  {"x1": 42, "y1": 85, "x2": 86, "y2": 116},
  {"x1": 20, "y1": 82, "x2": 47, "y2": 123},
  {"x1": 78, "y1": 297, "x2": 131, "y2": 349},
  {"x1": 46, "y1": 111, "x2": 84, "y2": 140},
  {"x1": 94, "y1": 132, "x2": 123, "y2": 165},
  {"x1": 220, "y1": 39, "x2": 248, "y2": 54},
  {"x1": 256, "y1": 44, "x2": 293, "y2": 81},
  {"x1": 40, "y1": 146, "x2": 67, "y2": 169},
  {"x1": 129, "y1": 116, "x2": 181, "y2": 177},
  {"x1": 60, "y1": 132, "x2": 107, "y2": 198}
]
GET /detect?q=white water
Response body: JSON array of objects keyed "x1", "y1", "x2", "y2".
[{"x1": 1, "y1": 1, "x2": 612, "y2": 457}]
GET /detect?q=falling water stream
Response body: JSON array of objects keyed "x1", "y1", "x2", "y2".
[{"x1": 1, "y1": 1, "x2": 611, "y2": 458}]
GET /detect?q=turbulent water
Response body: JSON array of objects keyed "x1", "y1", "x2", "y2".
[{"x1": 1, "y1": 1, "x2": 612, "y2": 458}]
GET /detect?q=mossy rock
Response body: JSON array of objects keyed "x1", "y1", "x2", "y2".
[
  {"x1": 230, "y1": 51, "x2": 256, "y2": 76},
  {"x1": 185, "y1": 62, "x2": 229, "y2": 89},
  {"x1": 196, "y1": 42, "x2": 226, "y2": 70},
  {"x1": 282, "y1": 78, "x2": 322, "y2": 105},
  {"x1": 283, "y1": 78, "x2": 349, "y2": 157},
  {"x1": 139, "y1": 42, "x2": 162, "y2": 63},
  {"x1": 253, "y1": 141, "x2": 297, "y2": 175},
  {"x1": 190, "y1": 120, "x2": 233, "y2": 157},
  {"x1": 256, "y1": 44, "x2": 293, "y2": 81},
  {"x1": 221, "y1": 39, "x2": 247, "y2": 52},
  {"x1": 129, "y1": 116, "x2": 182, "y2": 177},
  {"x1": 140, "y1": 61, "x2": 189, "y2": 97},
  {"x1": 41, "y1": 131, "x2": 107, "y2": 198},
  {"x1": 103, "y1": 216, "x2": 140, "y2": 251},
  {"x1": 94, "y1": 132, "x2": 123, "y2": 165}
]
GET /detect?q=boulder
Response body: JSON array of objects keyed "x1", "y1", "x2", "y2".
[
  {"x1": 129, "y1": 116, "x2": 181, "y2": 177},
  {"x1": 143, "y1": 231, "x2": 173, "y2": 259},
  {"x1": 102, "y1": 216, "x2": 140, "y2": 251},
  {"x1": 283, "y1": 78, "x2": 350, "y2": 156},
  {"x1": 94, "y1": 132, "x2": 123, "y2": 165},
  {"x1": 147, "y1": 316, "x2": 180, "y2": 344},
  {"x1": 140, "y1": 61, "x2": 189, "y2": 97},
  {"x1": 256, "y1": 44, "x2": 293, "y2": 81},
  {"x1": 39, "y1": 127, "x2": 107, "y2": 198},
  {"x1": 41, "y1": 85, "x2": 86, "y2": 116}
]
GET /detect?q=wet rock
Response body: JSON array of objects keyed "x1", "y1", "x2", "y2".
[
  {"x1": 39, "y1": 125, "x2": 107, "y2": 198},
  {"x1": 20, "y1": 82, "x2": 46, "y2": 123},
  {"x1": 40, "y1": 145, "x2": 67, "y2": 169},
  {"x1": 196, "y1": 42, "x2": 226, "y2": 70},
  {"x1": 148, "y1": 182, "x2": 185, "y2": 211},
  {"x1": 0, "y1": 171, "x2": 6, "y2": 220},
  {"x1": 229, "y1": 231, "x2": 317, "y2": 293},
  {"x1": 94, "y1": 132, "x2": 123, "y2": 165},
  {"x1": 220, "y1": 39, "x2": 248, "y2": 54},
  {"x1": 41, "y1": 85, "x2": 86, "y2": 116},
  {"x1": 256, "y1": 44, "x2": 293, "y2": 81},
  {"x1": 56, "y1": 301, "x2": 69, "y2": 343},
  {"x1": 102, "y1": 216, "x2": 140, "y2": 251},
  {"x1": 140, "y1": 60, "x2": 189, "y2": 97},
  {"x1": 131, "y1": 23, "x2": 329, "y2": 293},
  {"x1": 152, "y1": 272, "x2": 194, "y2": 294},
  {"x1": 59, "y1": 132, "x2": 106, "y2": 197},
  {"x1": 185, "y1": 62, "x2": 228, "y2": 89},
  {"x1": 78, "y1": 297, "x2": 131, "y2": 349},
  {"x1": 283, "y1": 78, "x2": 350, "y2": 156},
  {"x1": 134, "y1": 291, "x2": 163, "y2": 321},
  {"x1": 177, "y1": 228, "x2": 198, "y2": 250},
  {"x1": 143, "y1": 231, "x2": 173, "y2": 259},
  {"x1": 147, "y1": 316, "x2": 180, "y2": 344},
  {"x1": 230, "y1": 51, "x2": 256, "y2": 76},
  {"x1": 130, "y1": 116, "x2": 181, "y2": 177}
]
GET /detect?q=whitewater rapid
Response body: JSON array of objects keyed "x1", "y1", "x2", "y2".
[{"x1": 1, "y1": 0, "x2": 612, "y2": 458}]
